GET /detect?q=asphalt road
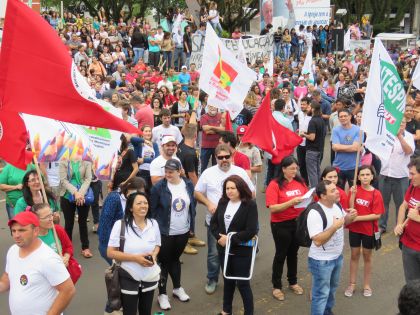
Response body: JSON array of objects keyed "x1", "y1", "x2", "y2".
[{"x1": 0, "y1": 140, "x2": 407, "y2": 315}]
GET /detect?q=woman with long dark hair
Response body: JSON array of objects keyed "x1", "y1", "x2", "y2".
[
  {"x1": 112, "y1": 134, "x2": 139, "y2": 191},
  {"x1": 107, "y1": 192, "x2": 161, "y2": 315},
  {"x1": 210, "y1": 175, "x2": 258, "y2": 315},
  {"x1": 266, "y1": 156, "x2": 308, "y2": 301}
]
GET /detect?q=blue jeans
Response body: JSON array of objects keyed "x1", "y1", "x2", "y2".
[
  {"x1": 185, "y1": 52, "x2": 191, "y2": 68},
  {"x1": 206, "y1": 223, "x2": 220, "y2": 283},
  {"x1": 283, "y1": 43, "x2": 291, "y2": 60},
  {"x1": 133, "y1": 47, "x2": 144, "y2": 65},
  {"x1": 379, "y1": 175, "x2": 409, "y2": 231},
  {"x1": 297, "y1": 43, "x2": 305, "y2": 59},
  {"x1": 306, "y1": 150, "x2": 321, "y2": 188},
  {"x1": 200, "y1": 148, "x2": 216, "y2": 173},
  {"x1": 211, "y1": 22, "x2": 223, "y2": 36},
  {"x1": 163, "y1": 51, "x2": 172, "y2": 70},
  {"x1": 173, "y1": 47, "x2": 185, "y2": 71},
  {"x1": 273, "y1": 42, "x2": 281, "y2": 58},
  {"x1": 6, "y1": 203, "x2": 14, "y2": 219},
  {"x1": 308, "y1": 255, "x2": 343, "y2": 315}
]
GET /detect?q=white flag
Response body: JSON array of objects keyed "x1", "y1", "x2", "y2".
[
  {"x1": 199, "y1": 23, "x2": 255, "y2": 118},
  {"x1": 302, "y1": 47, "x2": 314, "y2": 84},
  {"x1": 411, "y1": 59, "x2": 420, "y2": 90},
  {"x1": 344, "y1": 29, "x2": 351, "y2": 51},
  {"x1": 361, "y1": 38, "x2": 406, "y2": 159}
]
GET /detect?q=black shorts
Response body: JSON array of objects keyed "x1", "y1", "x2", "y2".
[{"x1": 349, "y1": 231, "x2": 374, "y2": 250}]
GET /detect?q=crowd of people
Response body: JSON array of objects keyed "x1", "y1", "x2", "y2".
[{"x1": 0, "y1": 5, "x2": 420, "y2": 315}]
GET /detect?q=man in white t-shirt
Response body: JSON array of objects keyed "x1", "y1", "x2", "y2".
[
  {"x1": 0, "y1": 211, "x2": 75, "y2": 315},
  {"x1": 195, "y1": 144, "x2": 255, "y2": 294},
  {"x1": 307, "y1": 181, "x2": 357, "y2": 315},
  {"x1": 150, "y1": 136, "x2": 182, "y2": 185},
  {"x1": 152, "y1": 109, "x2": 183, "y2": 146}
]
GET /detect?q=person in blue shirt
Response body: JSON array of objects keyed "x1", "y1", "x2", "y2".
[
  {"x1": 331, "y1": 108, "x2": 361, "y2": 189},
  {"x1": 178, "y1": 66, "x2": 191, "y2": 92}
]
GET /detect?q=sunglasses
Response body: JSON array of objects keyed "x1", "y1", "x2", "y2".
[{"x1": 217, "y1": 154, "x2": 231, "y2": 161}]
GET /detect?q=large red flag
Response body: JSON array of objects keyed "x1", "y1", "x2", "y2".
[
  {"x1": 0, "y1": 110, "x2": 33, "y2": 169},
  {"x1": 0, "y1": 0, "x2": 138, "y2": 134},
  {"x1": 241, "y1": 93, "x2": 302, "y2": 164},
  {"x1": 225, "y1": 111, "x2": 233, "y2": 132}
]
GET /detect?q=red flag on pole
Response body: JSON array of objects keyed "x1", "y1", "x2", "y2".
[
  {"x1": 0, "y1": 0, "x2": 138, "y2": 134},
  {"x1": 241, "y1": 93, "x2": 302, "y2": 164},
  {"x1": 0, "y1": 110, "x2": 33, "y2": 169},
  {"x1": 225, "y1": 111, "x2": 233, "y2": 132}
]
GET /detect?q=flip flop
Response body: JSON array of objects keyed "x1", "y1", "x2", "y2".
[
  {"x1": 81, "y1": 248, "x2": 93, "y2": 258},
  {"x1": 273, "y1": 289, "x2": 285, "y2": 301},
  {"x1": 289, "y1": 284, "x2": 304, "y2": 295}
]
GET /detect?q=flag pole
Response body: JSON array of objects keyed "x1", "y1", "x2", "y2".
[
  {"x1": 32, "y1": 155, "x2": 63, "y2": 256},
  {"x1": 350, "y1": 129, "x2": 364, "y2": 208}
]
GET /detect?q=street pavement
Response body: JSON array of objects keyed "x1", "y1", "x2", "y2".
[{"x1": 0, "y1": 141, "x2": 407, "y2": 315}]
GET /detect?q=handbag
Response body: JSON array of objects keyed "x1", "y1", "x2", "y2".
[
  {"x1": 67, "y1": 162, "x2": 94, "y2": 206},
  {"x1": 67, "y1": 256, "x2": 82, "y2": 284},
  {"x1": 370, "y1": 190, "x2": 382, "y2": 251},
  {"x1": 105, "y1": 220, "x2": 125, "y2": 311}
]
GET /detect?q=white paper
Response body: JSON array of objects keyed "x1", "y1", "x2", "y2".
[{"x1": 294, "y1": 188, "x2": 316, "y2": 208}]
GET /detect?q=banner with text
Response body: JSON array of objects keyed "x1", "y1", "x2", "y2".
[
  {"x1": 349, "y1": 40, "x2": 371, "y2": 52},
  {"x1": 191, "y1": 34, "x2": 273, "y2": 69}
]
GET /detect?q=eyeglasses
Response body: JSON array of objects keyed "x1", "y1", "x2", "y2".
[
  {"x1": 39, "y1": 213, "x2": 53, "y2": 221},
  {"x1": 28, "y1": 178, "x2": 40, "y2": 183},
  {"x1": 217, "y1": 155, "x2": 231, "y2": 160}
]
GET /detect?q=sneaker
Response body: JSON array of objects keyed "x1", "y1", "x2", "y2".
[
  {"x1": 173, "y1": 287, "x2": 190, "y2": 302},
  {"x1": 205, "y1": 281, "x2": 217, "y2": 295},
  {"x1": 157, "y1": 294, "x2": 171, "y2": 310},
  {"x1": 183, "y1": 244, "x2": 198, "y2": 255},
  {"x1": 188, "y1": 237, "x2": 206, "y2": 247}
]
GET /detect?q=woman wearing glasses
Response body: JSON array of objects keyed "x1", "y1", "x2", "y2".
[{"x1": 266, "y1": 156, "x2": 308, "y2": 301}]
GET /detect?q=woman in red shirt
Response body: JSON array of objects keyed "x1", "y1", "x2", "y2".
[
  {"x1": 266, "y1": 156, "x2": 308, "y2": 301},
  {"x1": 345, "y1": 165, "x2": 384, "y2": 298},
  {"x1": 320, "y1": 167, "x2": 349, "y2": 209}
]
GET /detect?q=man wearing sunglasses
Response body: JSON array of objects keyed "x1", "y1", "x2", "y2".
[{"x1": 195, "y1": 144, "x2": 255, "y2": 295}]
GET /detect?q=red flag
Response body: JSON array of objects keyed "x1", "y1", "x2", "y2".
[
  {"x1": 225, "y1": 111, "x2": 233, "y2": 132},
  {"x1": 241, "y1": 93, "x2": 302, "y2": 164},
  {"x1": 0, "y1": 110, "x2": 33, "y2": 169},
  {"x1": 0, "y1": 0, "x2": 138, "y2": 134}
]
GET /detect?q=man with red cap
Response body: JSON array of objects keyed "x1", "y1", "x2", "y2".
[{"x1": 0, "y1": 211, "x2": 75, "y2": 315}]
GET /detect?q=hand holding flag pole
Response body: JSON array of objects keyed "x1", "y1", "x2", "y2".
[{"x1": 350, "y1": 130, "x2": 364, "y2": 209}]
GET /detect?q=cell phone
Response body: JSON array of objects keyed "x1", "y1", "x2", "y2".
[{"x1": 145, "y1": 255, "x2": 153, "y2": 262}]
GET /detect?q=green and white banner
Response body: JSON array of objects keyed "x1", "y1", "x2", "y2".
[{"x1": 361, "y1": 38, "x2": 406, "y2": 159}]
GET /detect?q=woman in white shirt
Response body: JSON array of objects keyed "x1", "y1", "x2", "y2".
[{"x1": 107, "y1": 192, "x2": 161, "y2": 315}]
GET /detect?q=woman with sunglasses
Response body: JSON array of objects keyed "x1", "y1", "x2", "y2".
[
  {"x1": 108, "y1": 192, "x2": 161, "y2": 315},
  {"x1": 266, "y1": 156, "x2": 308, "y2": 301},
  {"x1": 32, "y1": 203, "x2": 81, "y2": 284}
]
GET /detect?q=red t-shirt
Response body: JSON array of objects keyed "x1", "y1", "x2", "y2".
[
  {"x1": 200, "y1": 113, "x2": 222, "y2": 148},
  {"x1": 135, "y1": 105, "x2": 154, "y2": 130},
  {"x1": 401, "y1": 185, "x2": 420, "y2": 251},
  {"x1": 233, "y1": 151, "x2": 250, "y2": 170},
  {"x1": 189, "y1": 70, "x2": 200, "y2": 82},
  {"x1": 346, "y1": 186, "x2": 384, "y2": 236},
  {"x1": 266, "y1": 179, "x2": 308, "y2": 222},
  {"x1": 314, "y1": 186, "x2": 348, "y2": 209}
]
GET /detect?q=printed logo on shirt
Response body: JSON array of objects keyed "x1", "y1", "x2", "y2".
[
  {"x1": 20, "y1": 275, "x2": 28, "y2": 286},
  {"x1": 172, "y1": 198, "x2": 187, "y2": 215},
  {"x1": 408, "y1": 197, "x2": 420, "y2": 209},
  {"x1": 344, "y1": 135, "x2": 353, "y2": 143},
  {"x1": 356, "y1": 198, "x2": 369, "y2": 207},
  {"x1": 286, "y1": 189, "x2": 301, "y2": 197}
]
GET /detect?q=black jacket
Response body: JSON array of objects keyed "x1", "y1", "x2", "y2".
[{"x1": 210, "y1": 199, "x2": 258, "y2": 256}]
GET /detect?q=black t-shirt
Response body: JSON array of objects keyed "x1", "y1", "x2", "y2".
[
  {"x1": 406, "y1": 119, "x2": 419, "y2": 135},
  {"x1": 306, "y1": 116, "x2": 325, "y2": 152},
  {"x1": 177, "y1": 143, "x2": 198, "y2": 177},
  {"x1": 234, "y1": 108, "x2": 253, "y2": 126},
  {"x1": 113, "y1": 149, "x2": 137, "y2": 189}
]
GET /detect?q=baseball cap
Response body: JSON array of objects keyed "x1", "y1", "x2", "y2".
[
  {"x1": 298, "y1": 76, "x2": 305, "y2": 81},
  {"x1": 237, "y1": 125, "x2": 248, "y2": 135},
  {"x1": 164, "y1": 159, "x2": 182, "y2": 171},
  {"x1": 181, "y1": 65, "x2": 187, "y2": 70},
  {"x1": 161, "y1": 136, "x2": 177, "y2": 145},
  {"x1": 8, "y1": 211, "x2": 40, "y2": 227}
]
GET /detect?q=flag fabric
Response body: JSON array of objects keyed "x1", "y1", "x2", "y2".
[
  {"x1": 361, "y1": 38, "x2": 406, "y2": 160},
  {"x1": 199, "y1": 23, "x2": 255, "y2": 119},
  {"x1": 411, "y1": 59, "x2": 420, "y2": 90},
  {"x1": 0, "y1": 0, "x2": 139, "y2": 134},
  {"x1": 241, "y1": 93, "x2": 302, "y2": 164},
  {"x1": 344, "y1": 29, "x2": 351, "y2": 51},
  {"x1": 225, "y1": 111, "x2": 233, "y2": 132},
  {"x1": 0, "y1": 110, "x2": 33, "y2": 169},
  {"x1": 302, "y1": 47, "x2": 314, "y2": 84}
]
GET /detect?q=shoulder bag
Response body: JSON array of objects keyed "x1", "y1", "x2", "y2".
[{"x1": 67, "y1": 162, "x2": 94, "y2": 206}]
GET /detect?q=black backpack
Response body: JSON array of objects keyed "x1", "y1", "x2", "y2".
[{"x1": 295, "y1": 201, "x2": 342, "y2": 248}]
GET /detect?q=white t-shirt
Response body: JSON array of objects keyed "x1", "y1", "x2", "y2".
[
  {"x1": 152, "y1": 124, "x2": 183, "y2": 147},
  {"x1": 6, "y1": 242, "x2": 70, "y2": 315},
  {"x1": 209, "y1": 9, "x2": 219, "y2": 24},
  {"x1": 307, "y1": 202, "x2": 344, "y2": 260},
  {"x1": 195, "y1": 165, "x2": 255, "y2": 225},
  {"x1": 149, "y1": 155, "x2": 181, "y2": 178},
  {"x1": 298, "y1": 111, "x2": 312, "y2": 146},
  {"x1": 108, "y1": 219, "x2": 161, "y2": 281},
  {"x1": 45, "y1": 162, "x2": 60, "y2": 187},
  {"x1": 139, "y1": 143, "x2": 155, "y2": 171},
  {"x1": 224, "y1": 200, "x2": 241, "y2": 231},
  {"x1": 168, "y1": 181, "x2": 191, "y2": 235}
]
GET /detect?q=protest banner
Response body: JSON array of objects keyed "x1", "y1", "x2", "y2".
[
  {"x1": 349, "y1": 40, "x2": 371, "y2": 52},
  {"x1": 191, "y1": 34, "x2": 273, "y2": 69},
  {"x1": 22, "y1": 104, "x2": 123, "y2": 181},
  {"x1": 271, "y1": 0, "x2": 330, "y2": 29}
]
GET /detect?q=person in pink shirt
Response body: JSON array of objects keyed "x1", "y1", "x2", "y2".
[
  {"x1": 132, "y1": 94, "x2": 154, "y2": 129},
  {"x1": 293, "y1": 77, "x2": 308, "y2": 100},
  {"x1": 189, "y1": 63, "x2": 200, "y2": 83}
]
